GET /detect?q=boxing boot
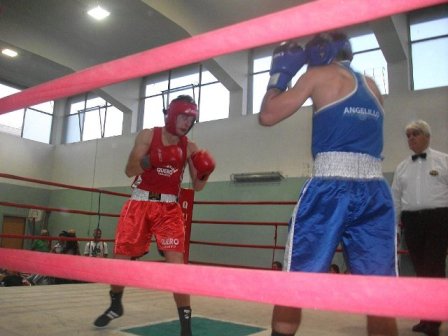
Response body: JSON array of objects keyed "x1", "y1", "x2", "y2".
[
  {"x1": 272, "y1": 331, "x2": 295, "y2": 336},
  {"x1": 177, "y1": 306, "x2": 192, "y2": 336},
  {"x1": 94, "y1": 290, "x2": 124, "y2": 327}
]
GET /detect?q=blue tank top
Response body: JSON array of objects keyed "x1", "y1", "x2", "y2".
[{"x1": 311, "y1": 63, "x2": 384, "y2": 159}]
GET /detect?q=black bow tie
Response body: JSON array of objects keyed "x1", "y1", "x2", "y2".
[{"x1": 412, "y1": 153, "x2": 427, "y2": 161}]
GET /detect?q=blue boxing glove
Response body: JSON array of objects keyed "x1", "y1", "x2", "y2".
[{"x1": 267, "y1": 42, "x2": 307, "y2": 91}]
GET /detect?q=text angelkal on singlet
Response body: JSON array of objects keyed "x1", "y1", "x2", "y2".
[{"x1": 343, "y1": 106, "x2": 380, "y2": 119}]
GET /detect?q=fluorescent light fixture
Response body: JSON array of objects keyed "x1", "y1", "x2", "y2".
[
  {"x1": 231, "y1": 171, "x2": 284, "y2": 183},
  {"x1": 87, "y1": 5, "x2": 110, "y2": 20},
  {"x1": 2, "y1": 48, "x2": 18, "y2": 57}
]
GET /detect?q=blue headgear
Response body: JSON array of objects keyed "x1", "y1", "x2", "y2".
[{"x1": 305, "y1": 32, "x2": 353, "y2": 67}]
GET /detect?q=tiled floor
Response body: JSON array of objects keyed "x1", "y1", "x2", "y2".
[{"x1": 0, "y1": 283, "x2": 446, "y2": 336}]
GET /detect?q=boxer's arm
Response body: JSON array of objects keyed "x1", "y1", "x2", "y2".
[
  {"x1": 125, "y1": 129, "x2": 153, "y2": 177},
  {"x1": 191, "y1": 150, "x2": 215, "y2": 181},
  {"x1": 260, "y1": 41, "x2": 309, "y2": 126},
  {"x1": 260, "y1": 70, "x2": 315, "y2": 126},
  {"x1": 187, "y1": 141, "x2": 213, "y2": 191},
  {"x1": 267, "y1": 42, "x2": 307, "y2": 91}
]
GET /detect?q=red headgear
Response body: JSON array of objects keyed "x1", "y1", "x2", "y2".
[{"x1": 164, "y1": 95, "x2": 198, "y2": 136}]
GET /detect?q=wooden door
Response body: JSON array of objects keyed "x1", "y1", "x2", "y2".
[{"x1": 1, "y1": 216, "x2": 26, "y2": 249}]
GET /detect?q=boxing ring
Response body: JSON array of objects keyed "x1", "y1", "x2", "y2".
[{"x1": 0, "y1": 0, "x2": 447, "y2": 333}]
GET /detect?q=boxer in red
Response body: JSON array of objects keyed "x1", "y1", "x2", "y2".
[{"x1": 94, "y1": 95, "x2": 215, "y2": 336}]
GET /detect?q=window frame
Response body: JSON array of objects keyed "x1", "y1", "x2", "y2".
[
  {"x1": 0, "y1": 81, "x2": 54, "y2": 144},
  {"x1": 142, "y1": 64, "x2": 230, "y2": 130},
  {"x1": 409, "y1": 5, "x2": 448, "y2": 91},
  {"x1": 64, "y1": 93, "x2": 123, "y2": 144}
]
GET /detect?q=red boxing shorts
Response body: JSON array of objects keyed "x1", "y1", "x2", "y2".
[{"x1": 114, "y1": 199, "x2": 185, "y2": 257}]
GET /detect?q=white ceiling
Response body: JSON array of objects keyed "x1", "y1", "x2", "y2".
[
  {"x1": 0, "y1": 0, "x2": 438, "y2": 107},
  {"x1": 0, "y1": 0, "x2": 318, "y2": 88}
]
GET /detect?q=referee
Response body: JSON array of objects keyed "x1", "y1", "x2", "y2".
[{"x1": 392, "y1": 120, "x2": 448, "y2": 336}]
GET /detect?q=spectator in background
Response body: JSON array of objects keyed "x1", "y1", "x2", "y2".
[
  {"x1": 64, "y1": 229, "x2": 81, "y2": 255},
  {"x1": 51, "y1": 229, "x2": 80, "y2": 255},
  {"x1": 51, "y1": 229, "x2": 82, "y2": 285},
  {"x1": 329, "y1": 264, "x2": 340, "y2": 274},
  {"x1": 272, "y1": 261, "x2": 283, "y2": 271},
  {"x1": 28, "y1": 229, "x2": 53, "y2": 285},
  {"x1": 84, "y1": 228, "x2": 108, "y2": 258},
  {"x1": 31, "y1": 228, "x2": 51, "y2": 252},
  {"x1": 1, "y1": 269, "x2": 31, "y2": 286},
  {"x1": 51, "y1": 231, "x2": 68, "y2": 254}
]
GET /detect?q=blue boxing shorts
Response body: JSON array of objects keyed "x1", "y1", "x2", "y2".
[{"x1": 283, "y1": 177, "x2": 397, "y2": 276}]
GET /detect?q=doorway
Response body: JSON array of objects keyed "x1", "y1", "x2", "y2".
[{"x1": 1, "y1": 216, "x2": 26, "y2": 249}]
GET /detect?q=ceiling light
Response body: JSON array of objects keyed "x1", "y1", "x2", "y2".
[
  {"x1": 87, "y1": 5, "x2": 110, "y2": 20},
  {"x1": 2, "y1": 48, "x2": 18, "y2": 57}
]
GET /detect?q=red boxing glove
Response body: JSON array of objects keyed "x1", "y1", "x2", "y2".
[
  {"x1": 191, "y1": 150, "x2": 215, "y2": 181},
  {"x1": 144, "y1": 146, "x2": 183, "y2": 169}
]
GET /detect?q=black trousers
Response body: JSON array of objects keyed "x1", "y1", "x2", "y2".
[
  {"x1": 401, "y1": 207, "x2": 448, "y2": 278},
  {"x1": 401, "y1": 207, "x2": 448, "y2": 327}
]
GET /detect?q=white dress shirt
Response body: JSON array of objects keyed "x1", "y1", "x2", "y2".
[
  {"x1": 392, "y1": 147, "x2": 448, "y2": 221},
  {"x1": 84, "y1": 240, "x2": 108, "y2": 257}
]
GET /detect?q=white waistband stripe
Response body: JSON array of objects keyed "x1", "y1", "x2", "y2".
[
  {"x1": 313, "y1": 152, "x2": 383, "y2": 179},
  {"x1": 130, "y1": 188, "x2": 178, "y2": 203}
]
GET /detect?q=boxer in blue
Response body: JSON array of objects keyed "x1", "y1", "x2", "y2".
[{"x1": 259, "y1": 32, "x2": 398, "y2": 336}]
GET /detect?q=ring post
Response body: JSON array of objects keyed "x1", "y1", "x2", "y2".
[{"x1": 179, "y1": 188, "x2": 195, "y2": 264}]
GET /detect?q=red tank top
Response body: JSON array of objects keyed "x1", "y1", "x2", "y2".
[{"x1": 135, "y1": 127, "x2": 188, "y2": 195}]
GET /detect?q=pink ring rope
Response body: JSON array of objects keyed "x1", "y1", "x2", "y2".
[
  {"x1": 0, "y1": 248, "x2": 447, "y2": 320},
  {"x1": 0, "y1": 0, "x2": 444, "y2": 114}
]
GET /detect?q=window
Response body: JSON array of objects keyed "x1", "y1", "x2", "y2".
[
  {"x1": 143, "y1": 65, "x2": 230, "y2": 129},
  {"x1": 22, "y1": 102, "x2": 54, "y2": 143},
  {"x1": 0, "y1": 83, "x2": 53, "y2": 144},
  {"x1": 250, "y1": 32, "x2": 388, "y2": 114},
  {"x1": 252, "y1": 55, "x2": 277, "y2": 115},
  {"x1": 0, "y1": 84, "x2": 22, "y2": 136},
  {"x1": 410, "y1": 5, "x2": 448, "y2": 90},
  {"x1": 251, "y1": 47, "x2": 315, "y2": 115},
  {"x1": 350, "y1": 33, "x2": 388, "y2": 95},
  {"x1": 65, "y1": 95, "x2": 123, "y2": 143}
]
